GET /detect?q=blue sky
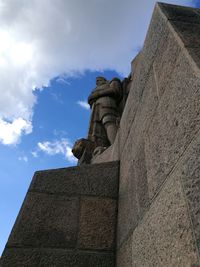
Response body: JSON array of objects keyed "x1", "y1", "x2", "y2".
[{"x1": 0, "y1": 0, "x2": 199, "y2": 255}]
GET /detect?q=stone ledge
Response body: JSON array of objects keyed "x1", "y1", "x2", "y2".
[
  {"x1": 30, "y1": 161, "x2": 119, "y2": 198},
  {"x1": 1, "y1": 248, "x2": 115, "y2": 267}
]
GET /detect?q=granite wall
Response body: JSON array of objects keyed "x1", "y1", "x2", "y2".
[
  {"x1": 93, "y1": 2, "x2": 200, "y2": 266},
  {"x1": 1, "y1": 162, "x2": 119, "y2": 267}
]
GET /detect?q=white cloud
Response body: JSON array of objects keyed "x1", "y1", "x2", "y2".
[
  {"x1": 0, "y1": 0, "x2": 195, "y2": 145},
  {"x1": 0, "y1": 118, "x2": 32, "y2": 145},
  {"x1": 18, "y1": 156, "x2": 28, "y2": 162},
  {"x1": 53, "y1": 129, "x2": 68, "y2": 137},
  {"x1": 31, "y1": 151, "x2": 38, "y2": 158},
  {"x1": 51, "y1": 92, "x2": 64, "y2": 104},
  {"x1": 56, "y1": 77, "x2": 71, "y2": 85},
  {"x1": 77, "y1": 100, "x2": 90, "y2": 110},
  {"x1": 37, "y1": 139, "x2": 77, "y2": 163}
]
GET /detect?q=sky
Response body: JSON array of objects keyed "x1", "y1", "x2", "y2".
[{"x1": 0, "y1": 0, "x2": 199, "y2": 255}]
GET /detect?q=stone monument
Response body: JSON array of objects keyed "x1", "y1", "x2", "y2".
[
  {"x1": 2, "y1": 2, "x2": 200, "y2": 266},
  {"x1": 72, "y1": 76, "x2": 131, "y2": 164}
]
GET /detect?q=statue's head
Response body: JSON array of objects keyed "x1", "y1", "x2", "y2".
[
  {"x1": 72, "y1": 138, "x2": 94, "y2": 159},
  {"x1": 96, "y1": 76, "x2": 107, "y2": 86},
  {"x1": 72, "y1": 138, "x2": 87, "y2": 159}
]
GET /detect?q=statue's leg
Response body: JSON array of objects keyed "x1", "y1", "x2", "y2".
[{"x1": 104, "y1": 121, "x2": 118, "y2": 145}]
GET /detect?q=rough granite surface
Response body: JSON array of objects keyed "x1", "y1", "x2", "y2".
[
  {"x1": 91, "y1": 3, "x2": 200, "y2": 266},
  {"x1": 1, "y1": 162, "x2": 119, "y2": 266}
]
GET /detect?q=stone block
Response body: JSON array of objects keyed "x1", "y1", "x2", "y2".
[
  {"x1": 30, "y1": 161, "x2": 119, "y2": 198},
  {"x1": 171, "y1": 20, "x2": 200, "y2": 48},
  {"x1": 117, "y1": 134, "x2": 138, "y2": 246},
  {"x1": 187, "y1": 46, "x2": 200, "y2": 70},
  {"x1": 1, "y1": 248, "x2": 115, "y2": 267},
  {"x1": 131, "y1": 141, "x2": 149, "y2": 218},
  {"x1": 175, "y1": 130, "x2": 200, "y2": 255},
  {"x1": 131, "y1": 174, "x2": 198, "y2": 266},
  {"x1": 129, "y1": 66, "x2": 159, "y2": 139},
  {"x1": 117, "y1": 235, "x2": 132, "y2": 267},
  {"x1": 91, "y1": 145, "x2": 113, "y2": 164},
  {"x1": 119, "y1": 79, "x2": 141, "y2": 153},
  {"x1": 7, "y1": 192, "x2": 79, "y2": 248},
  {"x1": 111, "y1": 131, "x2": 120, "y2": 161},
  {"x1": 119, "y1": 57, "x2": 152, "y2": 153},
  {"x1": 78, "y1": 197, "x2": 117, "y2": 250},
  {"x1": 141, "y1": 3, "x2": 169, "y2": 78},
  {"x1": 117, "y1": 169, "x2": 139, "y2": 248},
  {"x1": 118, "y1": 138, "x2": 149, "y2": 247},
  {"x1": 145, "y1": 49, "x2": 200, "y2": 199},
  {"x1": 159, "y1": 3, "x2": 200, "y2": 24},
  {"x1": 1, "y1": 161, "x2": 119, "y2": 265},
  {"x1": 153, "y1": 28, "x2": 181, "y2": 98}
]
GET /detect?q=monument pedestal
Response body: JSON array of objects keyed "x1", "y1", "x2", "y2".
[{"x1": 1, "y1": 162, "x2": 119, "y2": 267}]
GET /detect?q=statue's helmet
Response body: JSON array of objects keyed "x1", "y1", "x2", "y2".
[{"x1": 96, "y1": 76, "x2": 107, "y2": 86}]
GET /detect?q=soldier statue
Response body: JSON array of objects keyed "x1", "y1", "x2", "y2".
[
  {"x1": 72, "y1": 76, "x2": 124, "y2": 164},
  {"x1": 88, "y1": 76, "x2": 122, "y2": 146}
]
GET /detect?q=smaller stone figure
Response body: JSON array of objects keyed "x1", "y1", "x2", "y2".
[{"x1": 72, "y1": 138, "x2": 95, "y2": 165}]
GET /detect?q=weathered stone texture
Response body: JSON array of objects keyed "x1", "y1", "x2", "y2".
[
  {"x1": 117, "y1": 139, "x2": 138, "y2": 247},
  {"x1": 7, "y1": 193, "x2": 79, "y2": 248},
  {"x1": 91, "y1": 145, "x2": 113, "y2": 164},
  {"x1": 145, "y1": 49, "x2": 200, "y2": 199},
  {"x1": 116, "y1": 2, "x2": 200, "y2": 266},
  {"x1": 171, "y1": 21, "x2": 200, "y2": 47},
  {"x1": 79, "y1": 197, "x2": 117, "y2": 250},
  {"x1": 118, "y1": 138, "x2": 150, "y2": 246},
  {"x1": 159, "y1": 2, "x2": 200, "y2": 23},
  {"x1": 152, "y1": 29, "x2": 181, "y2": 98},
  {"x1": 131, "y1": 174, "x2": 198, "y2": 267},
  {"x1": 1, "y1": 161, "x2": 119, "y2": 266},
  {"x1": 30, "y1": 161, "x2": 119, "y2": 198},
  {"x1": 1, "y1": 248, "x2": 115, "y2": 267},
  {"x1": 175, "y1": 130, "x2": 200, "y2": 255},
  {"x1": 117, "y1": 236, "x2": 132, "y2": 267},
  {"x1": 118, "y1": 51, "x2": 161, "y2": 247},
  {"x1": 187, "y1": 46, "x2": 200, "y2": 70}
]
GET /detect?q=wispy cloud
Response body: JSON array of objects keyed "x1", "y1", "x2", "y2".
[
  {"x1": 31, "y1": 151, "x2": 38, "y2": 158},
  {"x1": 56, "y1": 77, "x2": 71, "y2": 85},
  {"x1": 18, "y1": 156, "x2": 28, "y2": 162},
  {"x1": 77, "y1": 100, "x2": 90, "y2": 110},
  {"x1": 36, "y1": 138, "x2": 77, "y2": 163},
  {"x1": 50, "y1": 92, "x2": 63, "y2": 104},
  {"x1": 53, "y1": 129, "x2": 68, "y2": 137}
]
